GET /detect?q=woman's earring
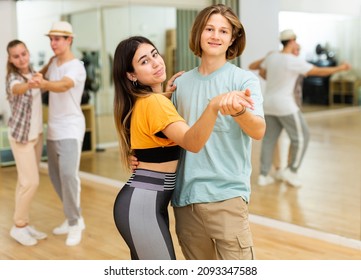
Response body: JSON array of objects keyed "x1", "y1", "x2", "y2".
[{"x1": 132, "y1": 79, "x2": 138, "y2": 87}]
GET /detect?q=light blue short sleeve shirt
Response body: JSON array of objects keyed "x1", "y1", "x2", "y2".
[{"x1": 171, "y1": 62, "x2": 264, "y2": 207}]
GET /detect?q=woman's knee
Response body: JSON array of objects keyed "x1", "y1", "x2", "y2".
[{"x1": 18, "y1": 179, "x2": 39, "y2": 193}]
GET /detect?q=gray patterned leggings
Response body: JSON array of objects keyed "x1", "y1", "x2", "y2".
[{"x1": 113, "y1": 168, "x2": 177, "y2": 260}]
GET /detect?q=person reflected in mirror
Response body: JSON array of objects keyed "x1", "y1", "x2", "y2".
[
  {"x1": 249, "y1": 29, "x2": 350, "y2": 187},
  {"x1": 249, "y1": 43, "x2": 302, "y2": 182},
  {"x1": 6, "y1": 39, "x2": 47, "y2": 246},
  {"x1": 40, "y1": 21, "x2": 87, "y2": 246}
]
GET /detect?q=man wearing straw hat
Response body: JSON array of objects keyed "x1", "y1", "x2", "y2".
[{"x1": 41, "y1": 21, "x2": 86, "y2": 246}]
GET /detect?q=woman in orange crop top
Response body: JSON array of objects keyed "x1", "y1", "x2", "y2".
[{"x1": 112, "y1": 36, "x2": 254, "y2": 260}]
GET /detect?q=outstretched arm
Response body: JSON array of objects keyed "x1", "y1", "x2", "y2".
[
  {"x1": 163, "y1": 91, "x2": 254, "y2": 152},
  {"x1": 306, "y1": 62, "x2": 351, "y2": 77},
  {"x1": 129, "y1": 90, "x2": 256, "y2": 168},
  {"x1": 11, "y1": 72, "x2": 44, "y2": 95},
  {"x1": 39, "y1": 76, "x2": 74, "y2": 93}
]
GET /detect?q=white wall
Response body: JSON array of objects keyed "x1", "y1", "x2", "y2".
[
  {"x1": 280, "y1": 0, "x2": 361, "y2": 16},
  {"x1": 0, "y1": 1, "x2": 18, "y2": 125},
  {"x1": 101, "y1": 5, "x2": 176, "y2": 58},
  {"x1": 240, "y1": 0, "x2": 280, "y2": 92},
  {"x1": 240, "y1": 0, "x2": 280, "y2": 68},
  {"x1": 16, "y1": 2, "x2": 64, "y2": 69}
]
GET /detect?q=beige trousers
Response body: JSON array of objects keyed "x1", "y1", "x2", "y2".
[
  {"x1": 9, "y1": 134, "x2": 43, "y2": 227},
  {"x1": 174, "y1": 196, "x2": 254, "y2": 260}
]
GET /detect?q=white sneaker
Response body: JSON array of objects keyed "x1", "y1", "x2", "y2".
[
  {"x1": 52, "y1": 220, "x2": 69, "y2": 235},
  {"x1": 282, "y1": 168, "x2": 302, "y2": 187},
  {"x1": 53, "y1": 217, "x2": 85, "y2": 235},
  {"x1": 66, "y1": 224, "x2": 83, "y2": 246},
  {"x1": 10, "y1": 226, "x2": 37, "y2": 246},
  {"x1": 26, "y1": 225, "x2": 47, "y2": 240},
  {"x1": 274, "y1": 169, "x2": 284, "y2": 181},
  {"x1": 257, "y1": 175, "x2": 275, "y2": 186}
]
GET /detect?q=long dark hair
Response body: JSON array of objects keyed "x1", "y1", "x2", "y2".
[{"x1": 112, "y1": 36, "x2": 158, "y2": 172}]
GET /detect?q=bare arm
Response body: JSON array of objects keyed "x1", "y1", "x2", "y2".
[
  {"x1": 11, "y1": 73, "x2": 43, "y2": 95},
  {"x1": 249, "y1": 57, "x2": 267, "y2": 80},
  {"x1": 306, "y1": 62, "x2": 351, "y2": 77},
  {"x1": 249, "y1": 50, "x2": 275, "y2": 71},
  {"x1": 219, "y1": 89, "x2": 266, "y2": 140},
  {"x1": 40, "y1": 76, "x2": 74, "y2": 93},
  {"x1": 232, "y1": 112, "x2": 266, "y2": 140},
  {"x1": 259, "y1": 68, "x2": 267, "y2": 80},
  {"x1": 162, "y1": 102, "x2": 218, "y2": 153},
  {"x1": 11, "y1": 83, "x2": 32, "y2": 95},
  {"x1": 129, "y1": 90, "x2": 255, "y2": 168},
  {"x1": 163, "y1": 91, "x2": 254, "y2": 152},
  {"x1": 249, "y1": 57, "x2": 265, "y2": 71}
]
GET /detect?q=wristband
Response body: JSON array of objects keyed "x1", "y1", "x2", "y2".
[{"x1": 231, "y1": 106, "x2": 246, "y2": 117}]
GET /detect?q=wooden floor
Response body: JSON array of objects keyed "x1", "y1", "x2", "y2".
[
  {"x1": 250, "y1": 106, "x2": 361, "y2": 240},
  {"x1": 1, "y1": 105, "x2": 361, "y2": 260}
]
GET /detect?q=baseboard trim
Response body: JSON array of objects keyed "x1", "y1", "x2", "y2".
[{"x1": 250, "y1": 214, "x2": 361, "y2": 250}]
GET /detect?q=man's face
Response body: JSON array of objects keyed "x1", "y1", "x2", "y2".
[
  {"x1": 287, "y1": 39, "x2": 298, "y2": 53},
  {"x1": 293, "y1": 43, "x2": 301, "y2": 56},
  {"x1": 200, "y1": 13, "x2": 234, "y2": 58},
  {"x1": 48, "y1": 35, "x2": 71, "y2": 56}
]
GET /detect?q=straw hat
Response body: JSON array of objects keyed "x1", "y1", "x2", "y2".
[
  {"x1": 45, "y1": 21, "x2": 75, "y2": 37},
  {"x1": 279, "y1": 29, "x2": 296, "y2": 41}
]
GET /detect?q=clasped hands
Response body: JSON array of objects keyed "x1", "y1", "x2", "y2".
[
  {"x1": 209, "y1": 88, "x2": 254, "y2": 116},
  {"x1": 27, "y1": 72, "x2": 44, "y2": 89}
]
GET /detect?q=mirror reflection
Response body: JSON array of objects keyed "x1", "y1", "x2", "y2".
[{"x1": 3, "y1": 0, "x2": 361, "y2": 245}]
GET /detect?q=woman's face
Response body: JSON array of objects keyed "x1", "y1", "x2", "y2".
[
  {"x1": 200, "y1": 13, "x2": 234, "y2": 58},
  {"x1": 8, "y1": 43, "x2": 30, "y2": 74},
  {"x1": 128, "y1": 43, "x2": 166, "y2": 92}
]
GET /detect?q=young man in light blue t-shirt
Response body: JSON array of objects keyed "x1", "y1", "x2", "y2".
[{"x1": 171, "y1": 4, "x2": 265, "y2": 260}]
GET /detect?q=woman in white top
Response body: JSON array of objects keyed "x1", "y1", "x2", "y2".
[{"x1": 6, "y1": 39, "x2": 47, "y2": 246}]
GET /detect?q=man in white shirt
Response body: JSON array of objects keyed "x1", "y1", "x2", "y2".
[
  {"x1": 251, "y1": 29, "x2": 350, "y2": 187},
  {"x1": 41, "y1": 21, "x2": 86, "y2": 246}
]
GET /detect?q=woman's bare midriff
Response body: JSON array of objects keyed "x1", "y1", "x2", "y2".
[{"x1": 137, "y1": 160, "x2": 179, "y2": 173}]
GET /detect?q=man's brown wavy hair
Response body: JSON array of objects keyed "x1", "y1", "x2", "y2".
[{"x1": 189, "y1": 4, "x2": 246, "y2": 60}]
